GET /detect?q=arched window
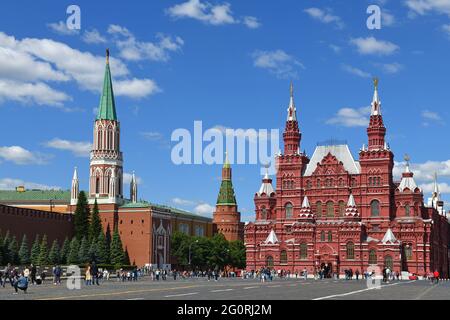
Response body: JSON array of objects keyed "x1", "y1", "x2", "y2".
[
  {"x1": 405, "y1": 204, "x2": 410, "y2": 217},
  {"x1": 339, "y1": 201, "x2": 345, "y2": 217},
  {"x1": 346, "y1": 242, "x2": 355, "y2": 260},
  {"x1": 266, "y1": 256, "x2": 274, "y2": 268},
  {"x1": 369, "y1": 177, "x2": 373, "y2": 186},
  {"x1": 371, "y1": 200, "x2": 380, "y2": 217},
  {"x1": 326, "y1": 201, "x2": 334, "y2": 217},
  {"x1": 384, "y1": 255, "x2": 393, "y2": 269},
  {"x1": 300, "y1": 243, "x2": 307, "y2": 260},
  {"x1": 316, "y1": 202, "x2": 322, "y2": 218},
  {"x1": 317, "y1": 179, "x2": 321, "y2": 188},
  {"x1": 327, "y1": 231, "x2": 332, "y2": 242},
  {"x1": 260, "y1": 207, "x2": 267, "y2": 220},
  {"x1": 320, "y1": 231, "x2": 325, "y2": 242},
  {"x1": 306, "y1": 180, "x2": 312, "y2": 189},
  {"x1": 405, "y1": 245, "x2": 413, "y2": 260},
  {"x1": 285, "y1": 203, "x2": 293, "y2": 219},
  {"x1": 280, "y1": 250, "x2": 288, "y2": 264},
  {"x1": 351, "y1": 178, "x2": 357, "y2": 187},
  {"x1": 95, "y1": 177, "x2": 100, "y2": 194},
  {"x1": 369, "y1": 249, "x2": 377, "y2": 265},
  {"x1": 338, "y1": 178, "x2": 344, "y2": 187}
]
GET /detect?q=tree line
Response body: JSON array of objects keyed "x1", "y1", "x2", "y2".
[
  {"x1": 171, "y1": 232, "x2": 246, "y2": 271},
  {"x1": 0, "y1": 191, "x2": 130, "y2": 267}
]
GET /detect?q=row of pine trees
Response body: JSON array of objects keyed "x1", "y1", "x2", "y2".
[{"x1": 0, "y1": 191, "x2": 130, "y2": 266}]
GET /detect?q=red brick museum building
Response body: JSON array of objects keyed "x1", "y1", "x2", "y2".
[{"x1": 245, "y1": 82, "x2": 449, "y2": 277}]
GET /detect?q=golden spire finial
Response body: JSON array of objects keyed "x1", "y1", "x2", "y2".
[
  {"x1": 373, "y1": 77, "x2": 379, "y2": 90},
  {"x1": 106, "y1": 48, "x2": 110, "y2": 64}
]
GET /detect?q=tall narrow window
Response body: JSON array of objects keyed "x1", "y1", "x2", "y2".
[
  {"x1": 326, "y1": 201, "x2": 334, "y2": 217},
  {"x1": 320, "y1": 231, "x2": 325, "y2": 242},
  {"x1": 280, "y1": 250, "x2": 288, "y2": 264},
  {"x1": 327, "y1": 231, "x2": 332, "y2": 242},
  {"x1": 371, "y1": 200, "x2": 380, "y2": 217},
  {"x1": 346, "y1": 242, "x2": 355, "y2": 260},
  {"x1": 300, "y1": 243, "x2": 307, "y2": 260},
  {"x1": 405, "y1": 204, "x2": 410, "y2": 217},
  {"x1": 384, "y1": 255, "x2": 393, "y2": 269},
  {"x1": 339, "y1": 201, "x2": 345, "y2": 217},
  {"x1": 266, "y1": 256, "x2": 274, "y2": 268},
  {"x1": 405, "y1": 245, "x2": 413, "y2": 260},
  {"x1": 95, "y1": 177, "x2": 100, "y2": 194},
  {"x1": 369, "y1": 249, "x2": 377, "y2": 265},
  {"x1": 316, "y1": 202, "x2": 322, "y2": 218},
  {"x1": 261, "y1": 207, "x2": 267, "y2": 220},
  {"x1": 285, "y1": 203, "x2": 293, "y2": 219}
]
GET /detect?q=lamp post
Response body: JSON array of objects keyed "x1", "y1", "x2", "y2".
[{"x1": 188, "y1": 240, "x2": 199, "y2": 268}]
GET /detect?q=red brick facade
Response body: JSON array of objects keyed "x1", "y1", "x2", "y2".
[{"x1": 245, "y1": 82, "x2": 449, "y2": 277}]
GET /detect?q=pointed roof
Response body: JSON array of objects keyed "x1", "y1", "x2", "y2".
[
  {"x1": 345, "y1": 193, "x2": 359, "y2": 218},
  {"x1": 347, "y1": 193, "x2": 356, "y2": 207},
  {"x1": 398, "y1": 155, "x2": 420, "y2": 192},
  {"x1": 382, "y1": 228, "x2": 398, "y2": 244},
  {"x1": 287, "y1": 82, "x2": 297, "y2": 121},
  {"x1": 223, "y1": 151, "x2": 230, "y2": 169},
  {"x1": 217, "y1": 155, "x2": 237, "y2": 205},
  {"x1": 97, "y1": 49, "x2": 117, "y2": 121},
  {"x1": 257, "y1": 167, "x2": 275, "y2": 196},
  {"x1": 371, "y1": 77, "x2": 381, "y2": 116},
  {"x1": 72, "y1": 167, "x2": 78, "y2": 180},
  {"x1": 433, "y1": 172, "x2": 440, "y2": 199},
  {"x1": 265, "y1": 229, "x2": 279, "y2": 244},
  {"x1": 302, "y1": 196, "x2": 310, "y2": 208}
]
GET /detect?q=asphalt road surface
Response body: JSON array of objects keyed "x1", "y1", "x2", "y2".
[{"x1": 0, "y1": 277, "x2": 448, "y2": 300}]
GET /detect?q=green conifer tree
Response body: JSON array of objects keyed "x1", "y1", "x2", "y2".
[
  {"x1": 48, "y1": 240, "x2": 60, "y2": 265},
  {"x1": 74, "y1": 191, "x2": 90, "y2": 240},
  {"x1": 18, "y1": 234, "x2": 30, "y2": 265},
  {"x1": 2, "y1": 231, "x2": 11, "y2": 264},
  {"x1": 38, "y1": 235, "x2": 49, "y2": 266},
  {"x1": 96, "y1": 231, "x2": 110, "y2": 264},
  {"x1": 60, "y1": 237, "x2": 70, "y2": 265},
  {"x1": 67, "y1": 237, "x2": 80, "y2": 265},
  {"x1": 89, "y1": 199, "x2": 102, "y2": 241},
  {"x1": 8, "y1": 236, "x2": 19, "y2": 265},
  {"x1": 110, "y1": 227, "x2": 125, "y2": 265},
  {"x1": 30, "y1": 234, "x2": 40, "y2": 265},
  {"x1": 78, "y1": 236, "x2": 90, "y2": 263}
]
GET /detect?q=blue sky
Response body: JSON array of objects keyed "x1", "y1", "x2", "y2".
[{"x1": 1, "y1": 0, "x2": 450, "y2": 221}]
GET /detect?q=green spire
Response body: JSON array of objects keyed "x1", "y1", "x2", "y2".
[
  {"x1": 217, "y1": 153, "x2": 237, "y2": 205},
  {"x1": 97, "y1": 49, "x2": 117, "y2": 121}
]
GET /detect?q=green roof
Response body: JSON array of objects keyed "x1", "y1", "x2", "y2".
[
  {"x1": 96, "y1": 58, "x2": 117, "y2": 121},
  {"x1": 216, "y1": 180, "x2": 237, "y2": 205},
  {"x1": 0, "y1": 190, "x2": 71, "y2": 202},
  {"x1": 120, "y1": 200, "x2": 212, "y2": 221}
]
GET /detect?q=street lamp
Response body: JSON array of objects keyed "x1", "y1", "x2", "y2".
[{"x1": 188, "y1": 240, "x2": 199, "y2": 267}]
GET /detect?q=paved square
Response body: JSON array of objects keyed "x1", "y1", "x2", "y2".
[{"x1": 0, "y1": 277, "x2": 449, "y2": 300}]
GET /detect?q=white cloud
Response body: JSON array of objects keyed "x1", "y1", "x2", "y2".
[
  {"x1": 383, "y1": 10, "x2": 396, "y2": 26},
  {"x1": 405, "y1": 0, "x2": 450, "y2": 17},
  {"x1": 252, "y1": 50, "x2": 304, "y2": 79},
  {"x1": 82, "y1": 29, "x2": 107, "y2": 44},
  {"x1": 304, "y1": 7, "x2": 344, "y2": 29},
  {"x1": 393, "y1": 159, "x2": 450, "y2": 182},
  {"x1": 108, "y1": 25, "x2": 184, "y2": 62},
  {"x1": 0, "y1": 31, "x2": 160, "y2": 104},
  {"x1": 0, "y1": 79, "x2": 70, "y2": 107},
  {"x1": 44, "y1": 139, "x2": 92, "y2": 157},
  {"x1": 243, "y1": 16, "x2": 261, "y2": 29},
  {"x1": 326, "y1": 106, "x2": 371, "y2": 127},
  {"x1": 342, "y1": 64, "x2": 371, "y2": 78},
  {"x1": 421, "y1": 110, "x2": 444, "y2": 126},
  {"x1": 167, "y1": 0, "x2": 236, "y2": 25},
  {"x1": 350, "y1": 37, "x2": 399, "y2": 56},
  {"x1": 193, "y1": 203, "x2": 215, "y2": 216},
  {"x1": 0, "y1": 178, "x2": 60, "y2": 190},
  {"x1": 114, "y1": 78, "x2": 161, "y2": 99},
  {"x1": 329, "y1": 44, "x2": 342, "y2": 53},
  {"x1": 47, "y1": 21, "x2": 79, "y2": 36},
  {"x1": 442, "y1": 24, "x2": 450, "y2": 37},
  {"x1": 379, "y1": 62, "x2": 403, "y2": 74},
  {"x1": 172, "y1": 198, "x2": 197, "y2": 206},
  {"x1": 167, "y1": 0, "x2": 259, "y2": 29},
  {"x1": 0, "y1": 146, "x2": 49, "y2": 165},
  {"x1": 420, "y1": 182, "x2": 450, "y2": 194}
]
